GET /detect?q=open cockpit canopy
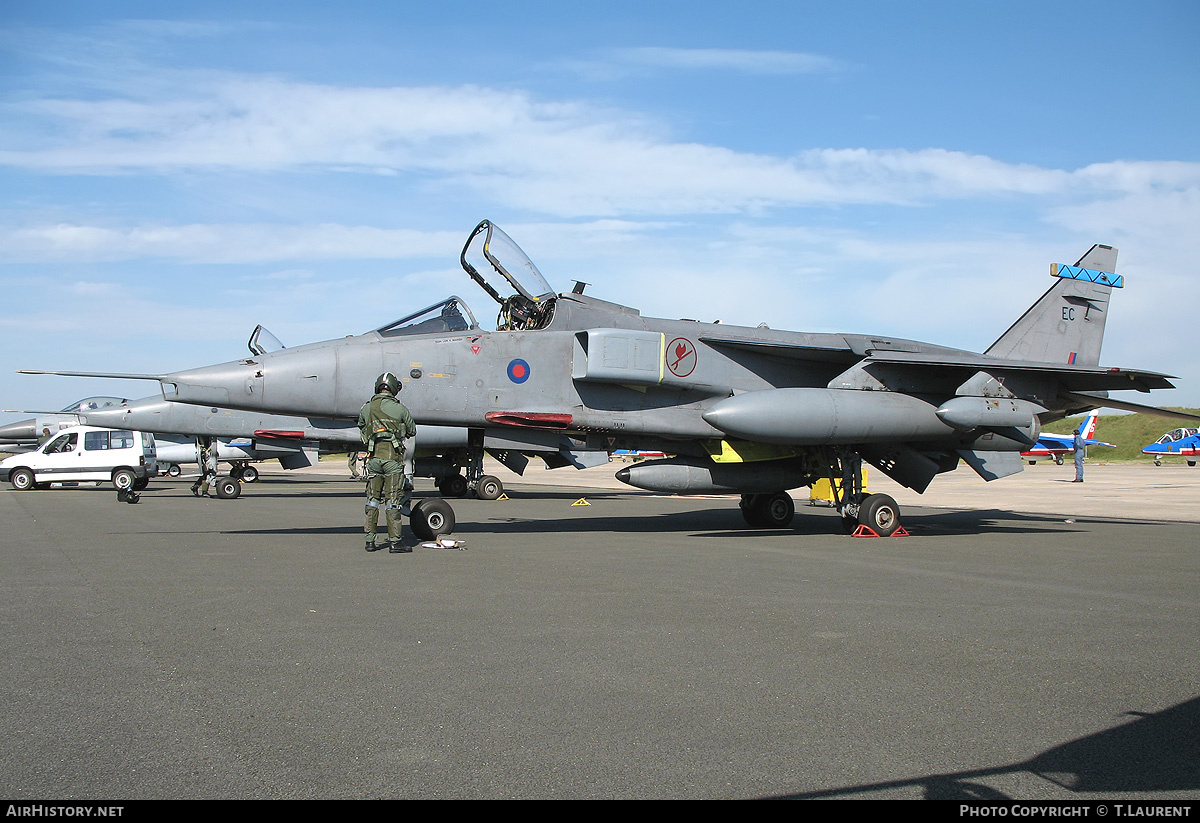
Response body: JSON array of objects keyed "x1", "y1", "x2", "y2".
[{"x1": 460, "y1": 220, "x2": 557, "y2": 331}]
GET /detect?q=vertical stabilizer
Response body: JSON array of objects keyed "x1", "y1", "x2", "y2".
[
  {"x1": 1079, "y1": 413, "x2": 1098, "y2": 439},
  {"x1": 985, "y1": 245, "x2": 1120, "y2": 366}
]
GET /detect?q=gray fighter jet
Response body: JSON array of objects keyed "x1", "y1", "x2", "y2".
[
  {"x1": 0, "y1": 396, "x2": 130, "y2": 445},
  {"x1": 23, "y1": 220, "x2": 1198, "y2": 536}
]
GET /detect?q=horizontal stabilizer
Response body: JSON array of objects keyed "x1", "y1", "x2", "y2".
[{"x1": 1062, "y1": 392, "x2": 1200, "y2": 423}]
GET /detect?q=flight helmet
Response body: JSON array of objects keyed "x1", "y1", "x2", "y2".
[{"x1": 375, "y1": 372, "x2": 401, "y2": 394}]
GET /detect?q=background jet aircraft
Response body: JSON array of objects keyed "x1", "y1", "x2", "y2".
[
  {"x1": 1143, "y1": 427, "x2": 1200, "y2": 466},
  {"x1": 5, "y1": 393, "x2": 602, "y2": 497},
  {"x1": 1020, "y1": 413, "x2": 1115, "y2": 465},
  {"x1": 0, "y1": 396, "x2": 129, "y2": 445},
  {"x1": 23, "y1": 220, "x2": 1200, "y2": 537}
]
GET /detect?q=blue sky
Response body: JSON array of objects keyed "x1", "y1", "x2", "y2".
[{"x1": 2, "y1": 0, "x2": 1198, "y2": 427}]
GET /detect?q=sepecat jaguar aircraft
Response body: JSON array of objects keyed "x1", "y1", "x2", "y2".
[{"x1": 22, "y1": 220, "x2": 1200, "y2": 536}]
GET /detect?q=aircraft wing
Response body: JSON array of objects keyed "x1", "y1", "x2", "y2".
[
  {"x1": 700, "y1": 336, "x2": 862, "y2": 366},
  {"x1": 855, "y1": 351, "x2": 1177, "y2": 393},
  {"x1": 699, "y1": 338, "x2": 1177, "y2": 394}
]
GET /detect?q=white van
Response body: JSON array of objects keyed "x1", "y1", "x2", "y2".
[{"x1": 0, "y1": 425, "x2": 158, "y2": 491}]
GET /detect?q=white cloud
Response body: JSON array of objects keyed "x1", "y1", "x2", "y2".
[
  {"x1": 607, "y1": 47, "x2": 847, "y2": 75},
  {"x1": 0, "y1": 223, "x2": 463, "y2": 264},
  {"x1": 5, "y1": 77, "x2": 1197, "y2": 221}
]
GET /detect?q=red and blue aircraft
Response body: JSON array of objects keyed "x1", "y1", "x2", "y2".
[
  {"x1": 1021, "y1": 413, "x2": 1114, "y2": 465},
  {"x1": 1142, "y1": 427, "x2": 1200, "y2": 466}
]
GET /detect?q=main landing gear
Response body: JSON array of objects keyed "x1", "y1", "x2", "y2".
[
  {"x1": 229, "y1": 461, "x2": 259, "y2": 483},
  {"x1": 737, "y1": 449, "x2": 906, "y2": 537},
  {"x1": 828, "y1": 449, "x2": 904, "y2": 537},
  {"x1": 436, "y1": 447, "x2": 504, "y2": 500},
  {"x1": 740, "y1": 492, "x2": 795, "y2": 529}
]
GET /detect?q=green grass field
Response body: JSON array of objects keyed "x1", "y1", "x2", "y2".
[{"x1": 1042, "y1": 409, "x2": 1200, "y2": 463}]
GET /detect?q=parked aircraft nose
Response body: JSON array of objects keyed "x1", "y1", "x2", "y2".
[
  {"x1": 0, "y1": 418, "x2": 37, "y2": 442},
  {"x1": 77, "y1": 407, "x2": 133, "y2": 427}
]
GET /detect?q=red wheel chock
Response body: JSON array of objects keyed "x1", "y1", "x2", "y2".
[{"x1": 851, "y1": 525, "x2": 910, "y2": 538}]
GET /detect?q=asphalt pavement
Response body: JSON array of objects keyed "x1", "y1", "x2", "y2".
[{"x1": 1, "y1": 460, "x2": 1197, "y2": 800}]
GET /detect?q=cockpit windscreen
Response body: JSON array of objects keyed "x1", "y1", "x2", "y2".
[
  {"x1": 59, "y1": 396, "x2": 127, "y2": 413},
  {"x1": 376, "y1": 297, "x2": 477, "y2": 338}
]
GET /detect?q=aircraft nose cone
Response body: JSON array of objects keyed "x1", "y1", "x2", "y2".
[
  {"x1": 614, "y1": 467, "x2": 631, "y2": 485},
  {"x1": 78, "y1": 407, "x2": 128, "y2": 427},
  {"x1": 0, "y1": 418, "x2": 37, "y2": 442}
]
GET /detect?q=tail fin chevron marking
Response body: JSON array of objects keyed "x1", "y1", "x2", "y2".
[{"x1": 985, "y1": 245, "x2": 1119, "y2": 368}]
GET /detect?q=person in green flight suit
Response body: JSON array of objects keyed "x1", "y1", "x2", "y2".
[
  {"x1": 191, "y1": 437, "x2": 219, "y2": 497},
  {"x1": 358, "y1": 372, "x2": 417, "y2": 553}
]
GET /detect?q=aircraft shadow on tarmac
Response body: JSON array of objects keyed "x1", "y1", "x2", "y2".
[
  {"x1": 32, "y1": 481, "x2": 1164, "y2": 538},
  {"x1": 209, "y1": 504, "x2": 1096, "y2": 540},
  {"x1": 776, "y1": 695, "x2": 1200, "y2": 800}
]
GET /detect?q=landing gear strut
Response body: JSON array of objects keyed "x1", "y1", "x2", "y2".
[
  {"x1": 460, "y1": 441, "x2": 503, "y2": 500},
  {"x1": 826, "y1": 449, "x2": 903, "y2": 537}
]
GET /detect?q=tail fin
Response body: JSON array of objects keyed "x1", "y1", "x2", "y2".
[
  {"x1": 1078, "y1": 412, "x2": 1098, "y2": 439},
  {"x1": 985, "y1": 245, "x2": 1120, "y2": 366}
]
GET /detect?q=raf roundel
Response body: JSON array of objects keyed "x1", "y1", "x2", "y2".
[{"x1": 507, "y1": 359, "x2": 531, "y2": 384}]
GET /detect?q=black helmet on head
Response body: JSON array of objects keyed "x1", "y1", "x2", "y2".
[{"x1": 375, "y1": 372, "x2": 401, "y2": 394}]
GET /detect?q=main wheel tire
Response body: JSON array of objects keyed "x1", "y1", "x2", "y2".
[
  {"x1": 756, "y1": 492, "x2": 795, "y2": 529},
  {"x1": 240, "y1": 465, "x2": 259, "y2": 483},
  {"x1": 475, "y1": 475, "x2": 503, "y2": 501},
  {"x1": 740, "y1": 494, "x2": 763, "y2": 527},
  {"x1": 438, "y1": 473, "x2": 469, "y2": 497},
  {"x1": 112, "y1": 469, "x2": 136, "y2": 491},
  {"x1": 858, "y1": 493, "x2": 900, "y2": 537},
  {"x1": 215, "y1": 477, "x2": 241, "y2": 499},
  {"x1": 411, "y1": 498, "x2": 456, "y2": 541},
  {"x1": 740, "y1": 493, "x2": 794, "y2": 528},
  {"x1": 11, "y1": 468, "x2": 35, "y2": 491}
]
